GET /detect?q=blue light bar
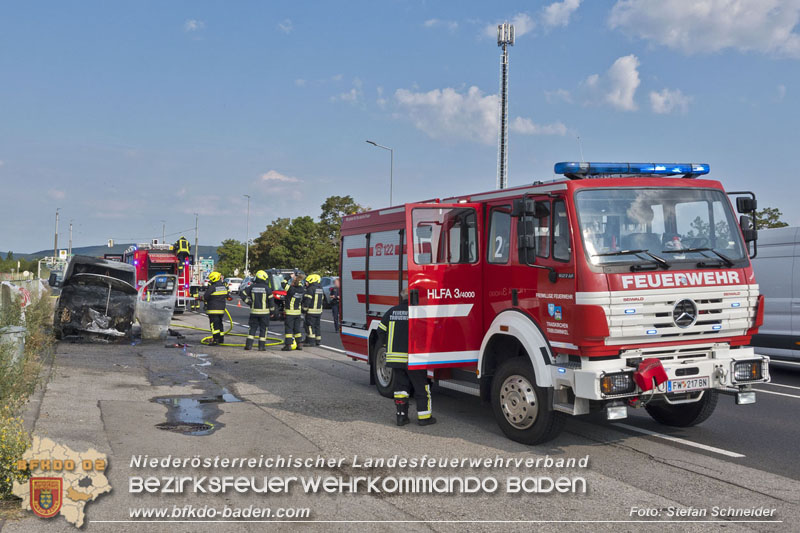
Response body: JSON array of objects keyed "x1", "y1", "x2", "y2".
[{"x1": 554, "y1": 162, "x2": 709, "y2": 178}]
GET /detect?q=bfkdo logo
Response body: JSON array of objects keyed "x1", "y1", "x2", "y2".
[{"x1": 30, "y1": 478, "x2": 63, "y2": 518}]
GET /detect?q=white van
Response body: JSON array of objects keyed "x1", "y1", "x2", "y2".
[{"x1": 750, "y1": 226, "x2": 800, "y2": 360}]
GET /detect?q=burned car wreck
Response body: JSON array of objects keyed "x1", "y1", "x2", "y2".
[{"x1": 54, "y1": 256, "x2": 138, "y2": 342}]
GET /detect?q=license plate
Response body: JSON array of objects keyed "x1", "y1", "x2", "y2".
[{"x1": 667, "y1": 376, "x2": 709, "y2": 392}]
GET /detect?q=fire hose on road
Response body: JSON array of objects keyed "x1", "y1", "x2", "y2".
[{"x1": 170, "y1": 309, "x2": 283, "y2": 347}]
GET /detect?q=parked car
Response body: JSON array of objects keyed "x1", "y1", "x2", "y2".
[
  {"x1": 224, "y1": 277, "x2": 243, "y2": 293},
  {"x1": 750, "y1": 226, "x2": 800, "y2": 360}
]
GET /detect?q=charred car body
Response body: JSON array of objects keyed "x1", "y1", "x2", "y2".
[{"x1": 54, "y1": 256, "x2": 138, "y2": 341}]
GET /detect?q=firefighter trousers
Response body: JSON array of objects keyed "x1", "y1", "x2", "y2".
[
  {"x1": 208, "y1": 314, "x2": 224, "y2": 343},
  {"x1": 305, "y1": 313, "x2": 321, "y2": 344},
  {"x1": 248, "y1": 315, "x2": 269, "y2": 345},
  {"x1": 284, "y1": 314, "x2": 304, "y2": 347},
  {"x1": 393, "y1": 369, "x2": 432, "y2": 420}
]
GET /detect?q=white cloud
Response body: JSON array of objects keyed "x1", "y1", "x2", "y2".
[
  {"x1": 582, "y1": 54, "x2": 641, "y2": 111},
  {"x1": 542, "y1": 0, "x2": 583, "y2": 28},
  {"x1": 47, "y1": 189, "x2": 66, "y2": 200},
  {"x1": 260, "y1": 170, "x2": 300, "y2": 183},
  {"x1": 278, "y1": 19, "x2": 293, "y2": 34},
  {"x1": 376, "y1": 86, "x2": 387, "y2": 108},
  {"x1": 331, "y1": 78, "x2": 363, "y2": 103},
  {"x1": 777, "y1": 84, "x2": 787, "y2": 100},
  {"x1": 649, "y1": 88, "x2": 692, "y2": 114},
  {"x1": 331, "y1": 73, "x2": 344, "y2": 82},
  {"x1": 609, "y1": 0, "x2": 800, "y2": 58},
  {"x1": 0, "y1": 160, "x2": 4, "y2": 167},
  {"x1": 184, "y1": 19, "x2": 205, "y2": 32},
  {"x1": 424, "y1": 18, "x2": 459, "y2": 31},
  {"x1": 294, "y1": 79, "x2": 306, "y2": 87},
  {"x1": 484, "y1": 13, "x2": 535, "y2": 39},
  {"x1": 545, "y1": 88, "x2": 573, "y2": 104},
  {"x1": 511, "y1": 117, "x2": 568, "y2": 135},
  {"x1": 394, "y1": 86, "x2": 566, "y2": 145}
]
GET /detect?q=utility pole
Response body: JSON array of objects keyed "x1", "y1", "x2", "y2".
[
  {"x1": 243, "y1": 195, "x2": 251, "y2": 276},
  {"x1": 53, "y1": 208, "x2": 60, "y2": 261},
  {"x1": 68, "y1": 220, "x2": 73, "y2": 257},
  {"x1": 194, "y1": 213, "x2": 199, "y2": 283},
  {"x1": 161, "y1": 220, "x2": 166, "y2": 244},
  {"x1": 496, "y1": 22, "x2": 514, "y2": 190}
]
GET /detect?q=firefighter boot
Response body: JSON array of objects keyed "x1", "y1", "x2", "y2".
[
  {"x1": 418, "y1": 416, "x2": 437, "y2": 426},
  {"x1": 258, "y1": 339, "x2": 266, "y2": 351},
  {"x1": 303, "y1": 335, "x2": 314, "y2": 347},
  {"x1": 244, "y1": 338, "x2": 254, "y2": 351},
  {"x1": 395, "y1": 400, "x2": 410, "y2": 426}
]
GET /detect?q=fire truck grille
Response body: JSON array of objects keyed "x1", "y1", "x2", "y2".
[{"x1": 576, "y1": 284, "x2": 758, "y2": 346}]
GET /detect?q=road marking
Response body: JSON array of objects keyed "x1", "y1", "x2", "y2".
[
  {"x1": 759, "y1": 382, "x2": 800, "y2": 392},
  {"x1": 769, "y1": 360, "x2": 800, "y2": 367},
  {"x1": 321, "y1": 345, "x2": 345, "y2": 354},
  {"x1": 754, "y1": 389, "x2": 800, "y2": 400},
  {"x1": 612, "y1": 423, "x2": 745, "y2": 458}
]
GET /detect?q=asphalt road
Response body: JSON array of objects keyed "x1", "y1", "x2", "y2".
[
  {"x1": 221, "y1": 299, "x2": 800, "y2": 481},
  {"x1": 9, "y1": 310, "x2": 800, "y2": 531}
]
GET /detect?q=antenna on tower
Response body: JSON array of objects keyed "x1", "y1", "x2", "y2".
[{"x1": 496, "y1": 22, "x2": 514, "y2": 190}]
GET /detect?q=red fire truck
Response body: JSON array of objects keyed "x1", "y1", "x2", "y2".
[
  {"x1": 340, "y1": 162, "x2": 770, "y2": 444},
  {"x1": 122, "y1": 237, "x2": 195, "y2": 312}
]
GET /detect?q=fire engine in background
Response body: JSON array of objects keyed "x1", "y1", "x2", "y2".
[
  {"x1": 122, "y1": 236, "x2": 197, "y2": 313},
  {"x1": 340, "y1": 162, "x2": 770, "y2": 444}
]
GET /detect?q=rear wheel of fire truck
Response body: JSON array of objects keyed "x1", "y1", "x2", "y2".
[
  {"x1": 371, "y1": 345, "x2": 396, "y2": 398},
  {"x1": 645, "y1": 390, "x2": 719, "y2": 427},
  {"x1": 491, "y1": 358, "x2": 564, "y2": 445}
]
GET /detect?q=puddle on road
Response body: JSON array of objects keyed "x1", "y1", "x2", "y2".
[{"x1": 153, "y1": 391, "x2": 242, "y2": 436}]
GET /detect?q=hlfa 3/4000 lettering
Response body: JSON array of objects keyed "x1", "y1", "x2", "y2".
[{"x1": 339, "y1": 161, "x2": 769, "y2": 445}]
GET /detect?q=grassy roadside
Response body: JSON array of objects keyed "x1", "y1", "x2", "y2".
[{"x1": 0, "y1": 291, "x2": 55, "y2": 515}]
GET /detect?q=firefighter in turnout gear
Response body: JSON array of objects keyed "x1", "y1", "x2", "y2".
[
  {"x1": 190, "y1": 285, "x2": 201, "y2": 310},
  {"x1": 242, "y1": 270, "x2": 275, "y2": 351},
  {"x1": 282, "y1": 274, "x2": 306, "y2": 351},
  {"x1": 377, "y1": 289, "x2": 436, "y2": 427},
  {"x1": 303, "y1": 274, "x2": 324, "y2": 346},
  {"x1": 204, "y1": 272, "x2": 228, "y2": 345}
]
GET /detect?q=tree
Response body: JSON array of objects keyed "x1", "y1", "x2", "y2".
[
  {"x1": 317, "y1": 196, "x2": 367, "y2": 274},
  {"x1": 251, "y1": 218, "x2": 292, "y2": 269},
  {"x1": 216, "y1": 239, "x2": 246, "y2": 277},
  {"x1": 754, "y1": 207, "x2": 789, "y2": 229}
]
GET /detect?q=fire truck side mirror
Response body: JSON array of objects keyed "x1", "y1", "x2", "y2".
[
  {"x1": 736, "y1": 196, "x2": 757, "y2": 214},
  {"x1": 739, "y1": 215, "x2": 757, "y2": 242}
]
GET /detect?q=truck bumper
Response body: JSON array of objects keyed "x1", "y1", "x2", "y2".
[{"x1": 551, "y1": 346, "x2": 770, "y2": 403}]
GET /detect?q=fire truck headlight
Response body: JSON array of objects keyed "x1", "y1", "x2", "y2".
[
  {"x1": 733, "y1": 360, "x2": 763, "y2": 382},
  {"x1": 600, "y1": 372, "x2": 636, "y2": 396}
]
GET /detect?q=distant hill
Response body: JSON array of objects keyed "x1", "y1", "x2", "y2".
[{"x1": 3, "y1": 244, "x2": 220, "y2": 262}]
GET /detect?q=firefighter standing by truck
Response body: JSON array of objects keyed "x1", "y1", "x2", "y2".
[
  {"x1": 242, "y1": 270, "x2": 275, "y2": 351},
  {"x1": 204, "y1": 272, "x2": 228, "y2": 345},
  {"x1": 282, "y1": 274, "x2": 306, "y2": 351},
  {"x1": 303, "y1": 274, "x2": 325, "y2": 347},
  {"x1": 377, "y1": 289, "x2": 436, "y2": 427}
]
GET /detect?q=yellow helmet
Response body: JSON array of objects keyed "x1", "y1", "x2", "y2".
[
  {"x1": 208, "y1": 272, "x2": 222, "y2": 283},
  {"x1": 306, "y1": 274, "x2": 321, "y2": 285},
  {"x1": 256, "y1": 270, "x2": 268, "y2": 281}
]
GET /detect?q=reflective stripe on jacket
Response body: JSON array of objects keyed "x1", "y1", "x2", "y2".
[
  {"x1": 303, "y1": 282, "x2": 324, "y2": 315},
  {"x1": 204, "y1": 282, "x2": 228, "y2": 314}
]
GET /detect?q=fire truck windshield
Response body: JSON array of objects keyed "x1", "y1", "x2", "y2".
[{"x1": 575, "y1": 188, "x2": 747, "y2": 268}]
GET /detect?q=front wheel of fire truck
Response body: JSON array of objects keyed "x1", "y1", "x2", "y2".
[
  {"x1": 371, "y1": 346, "x2": 396, "y2": 398},
  {"x1": 644, "y1": 390, "x2": 719, "y2": 427},
  {"x1": 491, "y1": 358, "x2": 565, "y2": 445}
]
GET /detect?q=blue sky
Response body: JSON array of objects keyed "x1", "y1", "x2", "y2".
[{"x1": 1, "y1": 0, "x2": 799, "y2": 253}]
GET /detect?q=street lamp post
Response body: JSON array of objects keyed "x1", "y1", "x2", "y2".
[
  {"x1": 160, "y1": 220, "x2": 166, "y2": 244},
  {"x1": 243, "y1": 194, "x2": 251, "y2": 276},
  {"x1": 53, "y1": 208, "x2": 60, "y2": 261},
  {"x1": 366, "y1": 140, "x2": 394, "y2": 206}
]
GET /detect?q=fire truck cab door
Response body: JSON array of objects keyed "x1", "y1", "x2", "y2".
[{"x1": 405, "y1": 202, "x2": 483, "y2": 369}]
